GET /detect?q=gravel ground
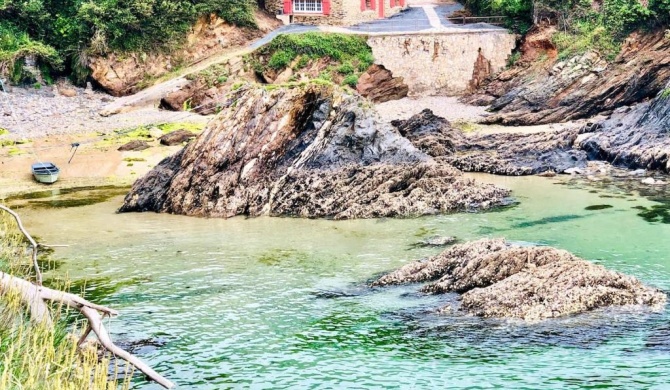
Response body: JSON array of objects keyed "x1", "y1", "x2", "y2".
[
  {"x1": 0, "y1": 84, "x2": 209, "y2": 140},
  {"x1": 375, "y1": 96, "x2": 489, "y2": 122}
]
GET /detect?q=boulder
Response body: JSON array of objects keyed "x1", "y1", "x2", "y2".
[
  {"x1": 58, "y1": 88, "x2": 77, "y2": 97},
  {"x1": 119, "y1": 84, "x2": 510, "y2": 218},
  {"x1": 159, "y1": 130, "x2": 196, "y2": 146},
  {"x1": 356, "y1": 64, "x2": 409, "y2": 103},
  {"x1": 372, "y1": 238, "x2": 666, "y2": 320},
  {"x1": 118, "y1": 140, "x2": 150, "y2": 151}
]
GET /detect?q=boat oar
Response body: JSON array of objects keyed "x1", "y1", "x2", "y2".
[{"x1": 68, "y1": 142, "x2": 80, "y2": 164}]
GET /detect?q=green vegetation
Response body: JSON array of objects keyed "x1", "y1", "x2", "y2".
[
  {"x1": 259, "y1": 33, "x2": 373, "y2": 71},
  {"x1": 0, "y1": 0, "x2": 256, "y2": 84},
  {"x1": 464, "y1": 0, "x2": 669, "y2": 61},
  {"x1": 94, "y1": 121, "x2": 204, "y2": 148},
  {"x1": 661, "y1": 88, "x2": 670, "y2": 99},
  {"x1": 0, "y1": 212, "x2": 131, "y2": 389},
  {"x1": 250, "y1": 33, "x2": 373, "y2": 88}
]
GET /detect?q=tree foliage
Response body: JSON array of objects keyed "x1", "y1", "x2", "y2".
[
  {"x1": 0, "y1": 0, "x2": 257, "y2": 83},
  {"x1": 465, "y1": 0, "x2": 669, "y2": 59}
]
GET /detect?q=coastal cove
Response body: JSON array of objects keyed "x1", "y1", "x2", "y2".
[{"x1": 13, "y1": 174, "x2": 670, "y2": 389}]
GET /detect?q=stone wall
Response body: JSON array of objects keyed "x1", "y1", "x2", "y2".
[{"x1": 368, "y1": 31, "x2": 516, "y2": 96}]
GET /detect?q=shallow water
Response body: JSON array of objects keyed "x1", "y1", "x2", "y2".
[{"x1": 16, "y1": 174, "x2": 670, "y2": 389}]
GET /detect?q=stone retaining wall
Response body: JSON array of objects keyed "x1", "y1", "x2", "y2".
[{"x1": 368, "y1": 31, "x2": 516, "y2": 96}]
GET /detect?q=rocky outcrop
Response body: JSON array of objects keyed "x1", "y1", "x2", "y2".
[
  {"x1": 577, "y1": 84, "x2": 670, "y2": 172},
  {"x1": 477, "y1": 29, "x2": 670, "y2": 125},
  {"x1": 159, "y1": 130, "x2": 196, "y2": 146},
  {"x1": 356, "y1": 64, "x2": 409, "y2": 103},
  {"x1": 120, "y1": 84, "x2": 510, "y2": 218},
  {"x1": 392, "y1": 109, "x2": 587, "y2": 175},
  {"x1": 89, "y1": 12, "x2": 279, "y2": 96},
  {"x1": 372, "y1": 238, "x2": 667, "y2": 320}
]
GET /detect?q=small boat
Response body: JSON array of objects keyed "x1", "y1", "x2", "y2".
[{"x1": 31, "y1": 162, "x2": 60, "y2": 184}]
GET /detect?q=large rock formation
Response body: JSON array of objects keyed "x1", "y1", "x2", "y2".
[
  {"x1": 372, "y1": 238, "x2": 667, "y2": 320},
  {"x1": 120, "y1": 84, "x2": 510, "y2": 218},
  {"x1": 577, "y1": 83, "x2": 670, "y2": 172},
  {"x1": 392, "y1": 109, "x2": 587, "y2": 175},
  {"x1": 476, "y1": 29, "x2": 670, "y2": 125}
]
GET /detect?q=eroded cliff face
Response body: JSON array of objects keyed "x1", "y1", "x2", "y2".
[
  {"x1": 372, "y1": 238, "x2": 667, "y2": 321},
  {"x1": 474, "y1": 29, "x2": 670, "y2": 125},
  {"x1": 120, "y1": 84, "x2": 510, "y2": 218},
  {"x1": 367, "y1": 32, "x2": 516, "y2": 96},
  {"x1": 89, "y1": 12, "x2": 279, "y2": 96}
]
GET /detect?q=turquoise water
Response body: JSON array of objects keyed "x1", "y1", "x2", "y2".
[{"x1": 16, "y1": 174, "x2": 670, "y2": 389}]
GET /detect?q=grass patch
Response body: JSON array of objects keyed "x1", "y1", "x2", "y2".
[
  {"x1": 123, "y1": 157, "x2": 147, "y2": 162},
  {"x1": 251, "y1": 32, "x2": 373, "y2": 88}
]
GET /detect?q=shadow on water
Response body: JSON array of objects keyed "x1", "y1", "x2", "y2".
[{"x1": 3, "y1": 186, "x2": 130, "y2": 209}]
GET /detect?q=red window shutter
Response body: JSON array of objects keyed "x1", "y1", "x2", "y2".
[
  {"x1": 323, "y1": 0, "x2": 330, "y2": 14},
  {"x1": 370, "y1": 0, "x2": 375, "y2": 9},
  {"x1": 360, "y1": 0, "x2": 366, "y2": 11},
  {"x1": 283, "y1": 0, "x2": 292, "y2": 14}
]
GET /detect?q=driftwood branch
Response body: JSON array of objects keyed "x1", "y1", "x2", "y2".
[
  {"x1": 0, "y1": 204, "x2": 42, "y2": 285},
  {"x1": 0, "y1": 205, "x2": 175, "y2": 389},
  {"x1": 0, "y1": 271, "x2": 175, "y2": 388}
]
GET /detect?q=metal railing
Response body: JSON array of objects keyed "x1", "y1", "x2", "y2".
[{"x1": 445, "y1": 15, "x2": 508, "y2": 26}]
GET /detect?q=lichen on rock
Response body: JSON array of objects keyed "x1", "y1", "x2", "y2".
[{"x1": 372, "y1": 238, "x2": 666, "y2": 320}]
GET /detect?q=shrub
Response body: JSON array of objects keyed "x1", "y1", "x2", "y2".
[
  {"x1": 337, "y1": 62, "x2": 355, "y2": 75},
  {"x1": 343, "y1": 74, "x2": 359, "y2": 88}
]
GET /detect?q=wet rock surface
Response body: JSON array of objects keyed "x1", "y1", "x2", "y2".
[
  {"x1": 120, "y1": 84, "x2": 510, "y2": 218},
  {"x1": 372, "y1": 238, "x2": 666, "y2": 320}
]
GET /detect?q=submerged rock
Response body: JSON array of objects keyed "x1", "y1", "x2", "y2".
[
  {"x1": 372, "y1": 238, "x2": 666, "y2": 320},
  {"x1": 120, "y1": 84, "x2": 509, "y2": 218},
  {"x1": 412, "y1": 235, "x2": 458, "y2": 248}
]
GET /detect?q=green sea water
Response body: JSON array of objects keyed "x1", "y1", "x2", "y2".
[{"x1": 15, "y1": 174, "x2": 670, "y2": 389}]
